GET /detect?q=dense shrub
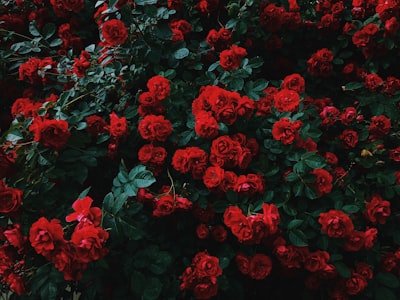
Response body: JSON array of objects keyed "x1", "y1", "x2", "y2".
[{"x1": 1, "y1": 0, "x2": 400, "y2": 299}]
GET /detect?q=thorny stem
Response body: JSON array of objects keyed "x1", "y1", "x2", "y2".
[{"x1": 64, "y1": 92, "x2": 93, "y2": 108}]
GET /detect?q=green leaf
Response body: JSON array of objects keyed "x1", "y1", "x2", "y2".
[
  {"x1": 130, "y1": 270, "x2": 145, "y2": 295},
  {"x1": 113, "y1": 192, "x2": 128, "y2": 214},
  {"x1": 304, "y1": 186, "x2": 319, "y2": 200},
  {"x1": 78, "y1": 186, "x2": 91, "y2": 199},
  {"x1": 342, "y1": 204, "x2": 360, "y2": 214},
  {"x1": 40, "y1": 281, "x2": 58, "y2": 300},
  {"x1": 29, "y1": 21, "x2": 41, "y2": 37},
  {"x1": 287, "y1": 219, "x2": 304, "y2": 230},
  {"x1": 42, "y1": 23, "x2": 56, "y2": 40},
  {"x1": 135, "y1": 0, "x2": 158, "y2": 4},
  {"x1": 343, "y1": 82, "x2": 363, "y2": 91},
  {"x1": 374, "y1": 286, "x2": 397, "y2": 300},
  {"x1": 119, "y1": 219, "x2": 144, "y2": 240},
  {"x1": 376, "y1": 272, "x2": 400, "y2": 289},
  {"x1": 333, "y1": 261, "x2": 351, "y2": 278},
  {"x1": 289, "y1": 229, "x2": 308, "y2": 247},
  {"x1": 49, "y1": 38, "x2": 63, "y2": 47},
  {"x1": 174, "y1": 48, "x2": 189, "y2": 60},
  {"x1": 143, "y1": 277, "x2": 162, "y2": 300},
  {"x1": 103, "y1": 192, "x2": 114, "y2": 212}
]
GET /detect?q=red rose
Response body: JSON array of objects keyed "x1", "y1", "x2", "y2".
[
  {"x1": 193, "y1": 282, "x2": 218, "y2": 300},
  {"x1": 203, "y1": 166, "x2": 225, "y2": 190},
  {"x1": 304, "y1": 250, "x2": 330, "y2": 272},
  {"x1": 340, "y1": 107, "x2": 358, "y2": 125},
  {"x1": 11, "y1": 98, "x2": 36, "y2": 119},
  {"x1": 260, "y1": 3, "x2": 286, "y2": 32},
  {"x1": 172, "y1": 149, "x2": 191, "y2": 173},
  {"x1": 318, "y1": 209, "x2": 354, "y2": 238},
  {"x1": 219, "y1": 45, "x2": 247, "y2": 71},
  {"x1": 248, "y1": 254, "x2": 272, "y2": 280},
  {"x1": 311, "y1": 168, "x2": 333, "y2": 197},
  {"x1": 234, "y1": 173, "x2": 264, "y2": 196},
  {"x1": 71, "y1": 225, "x2": 109, "y2": 263},
  {"x1": 274, "y1": 89, "x2": 300, "y2": 112},
  {"x1": 194, "y1": 111, "x2": 219, "y2": 139},
  {"x1": 29, "y1": 118, "x2": 71, "y2": 150},
  {"x1": 18, "y1": 57, "x2": 42, "y2": 85},
  {"x1": 368, "y1": 115, "x2": 391, "y2": 140},
  {"x1": 86, "y1": 115, "x2": 107, "y2": 136},
  {"x1": 223, "y1": 206, "x2": 245, "y2": 228},
  {"x1": 355, "y1": 262, "x2": 373, "y2": 280},
  {"x1": 272, "y1": 118, "x2": 302, "y2": 145},
  {"x1": 6, "y1": 273, "x2": 27, "y2": 296},
  {"x1": 196, "y1": 224, "x2": 210, "y2": 239},
  {"x1": 108, "y1": 112, "x2": 127, "y2": 138},
  {"x1": 153, "y1": 194, "x2": 175, "y2": 217},
  {"x1": 65, "y1": 196, "x2": 102, "y2": 227},
  {"x1": 101, "y1": 19, "x2": 128, "y2": 46},
  {"x1": 29, "y1": 217, "x2": 65, "y2": 256},
  {"x1": 389, "y1": 146, "x2": 400, "y2": 161},
  {"x1": 307, "y1": 48, "x2": 334, "y2": 77},
  {"x1": 146, "y1": 75, "x2": 170, "y2": 101},
  {"x1": 211, "y1": 225, "x2": 227, "y2": 242},
  {"x1": 364, "y1": 194, "x2": 391, "y2": 224},
  {"x1": 339, "y1": 129, "x2": 358, "y2": 148},
  {"x1": 345, "y1": 272, "x2": 368, "y2": 295},
  {"x1": 138, "y1": 114, "x2": 172, "y2": 142},
  {"x1": 325, "y1": 152, "x2": 338, "y2": 166},
  {"x1": 169, "y1": 19, "x2": 192, "y2": 35},
  {"x1": 344, "y1": 230, "x2": 365, "y2": 252},
  {"x1": 195, "y1": 252, "x2": 222, "y2": 278},
  {"x1": 282, "y1": 73, "x2": 305, "y2": 93},
  {"x1": 209, "y1": 135, "x2": 241, "y2": 168},
  {"x1": 320, "y1": 106, "x2": 340, "y2": 126},
  {"x1": 385, "y1": 17, "x2": 399, "y2": 36},
  {"x1": 262, "y1": 203, "x2": 280, "y2": 235},
  {"x1": 364, "y1": 227, "x2": 378, "y2": 249},
  {"x1": 364, "y1": 73, "x2": 383, "y2": 91},
  {"x1": 4, "y1": 224, "x2": 26, "y2": 252},
  {"x1": 0, "y1": 186, "x2": 22, "y2": 214},
  {"x1": 235, "y1": 253, "x2": 250, "y2": 274}
]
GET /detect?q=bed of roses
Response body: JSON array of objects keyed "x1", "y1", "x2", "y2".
[{"x1": 1, "y1": 0, "x2": 400, "y2": 299}]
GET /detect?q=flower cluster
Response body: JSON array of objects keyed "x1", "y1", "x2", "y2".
[{"x1": 29, "y1": 196, "x2": 108, "y2": 281}]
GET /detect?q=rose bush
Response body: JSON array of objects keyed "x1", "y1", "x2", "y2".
[{"x1": 1, "y1": 0, "x2": 400, "y2": 299}]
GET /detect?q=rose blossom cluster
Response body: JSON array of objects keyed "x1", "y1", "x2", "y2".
[
  {"x1": 180, "y1": 250, "x2": 222, "y2": 300},
  {"x1": 192, "y1": 85, "x2": 255, "y2": 130},
  {"x1": 0, "y1": 224, "x2": 27, "y2": 295},
  {"x1": 0, "y1": 180, "x2": 22, "y2": 214},
  {"x1": 29, "y1": 196, "x2": 108, "y2": 281},
  {"x1": 235, "y1": 253, "x2": 273, "y2": 280},
  {"x1": 223, "y1": 204, "x2": 280, "y2": 244}
]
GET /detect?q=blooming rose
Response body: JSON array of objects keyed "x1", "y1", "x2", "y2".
[
  {"x1": 86, "y1": 115, "x2": 107, "y2": 136},
  {"x1": 339, "y1": 129, "x2": 358, "y2": 148},
  {"x1": 234, "y1": 173, "x2": 265, "y2": 196},
  {"x1": 0, "y1": 185, "x2": 22, "y2": 214},
  {"x1": 304, "y1": 250, "x2": 330, "y2": 272},
  {"x1": 311, "y1": 168, "x2": 333, "y2": 197},
  {"x1": 262, "y1": 203, "x2": 280, "y2": 235},
  {"x1": 211, "y1": 225, "x2": 227, "y2": 242},
  {"x1": 195, "y1": 252, "x2": 222, "y2": 278},
  {"x1": 65, "y1": 196, "x2": 102, "y2": 227},
  {"x1": 101, "y1": 19, "x2": 128, "y2": 46},
  {"x1": 272, "y1": 118, "x2": 302, "y2": 145},
  {"x1": 273, "y1": 89, "x2": 300, "y2": 112},
  {"x1": 235, "y1": 253, "x2": 250, "y2": 274},
  {"x1": 318, "y1": 209, "x2": 354, "y2": 238},
  {"x1": 202, "y1": 166, "x2": 225, "y2": 190},
  {"x1": 29, "y1": 118, "x2": 71, "y2": 150},
  {"x1": 153, "y1": 194, "x2": 175, "y2": 217},
  {"x1": 196, "y1": 224, "x2": 210, "y2": 239},
  {"x1": 146, "y1": 75, "x2": 170, "y2": 101},
  {"x1": 138, "y1": 115, "x2": 172, "y2": 142},
  {"x1": 4, "y1": 224, "x2": 26, "y2": 252},
  {"x1": 355, "y1": 262, "x2": 373, "y2": 280},
  {"x1": 368, "y1": 115, "x2": 391, "y2": 140},
  {"x1": 344, "y1": 230, "x2": 365, "y2": 252},
  {"x1": 71, "y1": 225, "x2": 109, "y2": 263},
  {"x1": 282, "y1": 73, "x2": 305, "y2": 93},
  {"x1": 108, "y1": 112, "x2": 127, "y2": 138},
  {"x1": 29, "y1": 217, "x2": 65, "y2": 256},
  {"x1": 345, "y1": 272, "x2": 368, "y2": 295},
  {"x1": 364, "y1": 194, "x2": 391, "y2": 224},
  {"x1": 389, "y1": 146, "x2": 400, "y2": 161},
  {"x1": 340, "y1": 107, "x2": 358, "y2": 125},
  {"x1": 248, "y1": 254, "x2": 272, "y2": 280},
  {"x1": 219, "y1": 45, "x2": 247, "y2": 71},
  {"x1": 364, "y1": 227, "x2": 378, "y2": 250},
  {"x1": 194, "y1": 110, "x2": 219, "y2": 139}
]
